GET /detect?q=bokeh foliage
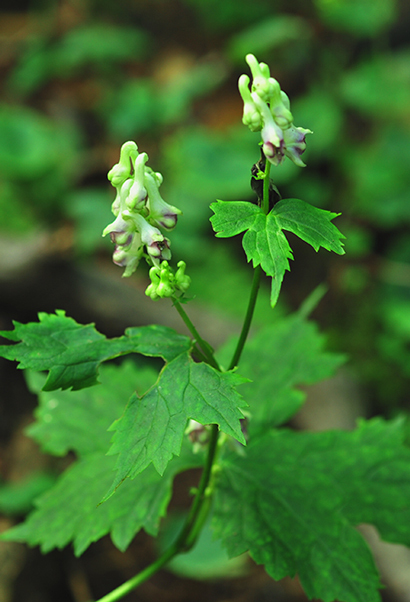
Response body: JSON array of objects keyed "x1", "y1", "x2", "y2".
[{"x1": 1, "y1": 0, "x2": 410, "y2": 411}]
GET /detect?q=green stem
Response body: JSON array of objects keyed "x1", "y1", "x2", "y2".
[
  {"x1": 228, "y1": 265, "x2": 261, "y2": 371},
  {"x1": 91, "y1": 425, "x2": 220, "y2": 602},
  {"x1": 172, "y1": 297, "x2": 220, "y2": 370},
  {"x1": 229, "y1": 157, "x2": 270, "y2": 370},
  {"x1": 91, "y1": 161, "x2": 271, "y2": 602},
  {"x1": 262, "y1": 158, "x2": 271, "y2": 215}
]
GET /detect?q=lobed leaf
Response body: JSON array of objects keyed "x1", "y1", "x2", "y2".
[
  {"x1": 209, "y1": 200, "x2": 261, "y2": 237},
  {"x1": 0, "y1": 311, "x2": 191, "y2": 391},
  {"x1": 1, "y1": 446, "x2": 202, "y2": 557},
  {"x1": 218, "y1": 313, "x2": 345, "y2": 431},
  {"x1": 105, "y1": 352, "x2": 248, "y2": 498},
  {"x1": 273, "y1": 198, "x2": 345, "y2": 254},
  {"x1": 25, "y1": 362, "x2": 157, "y2": 457},
  {"x1": 213, "y1": 418, "x2": 410, "y2": 602},
  {"x1": 210, "y1": 198, "x2": 344, "y2": 307}
]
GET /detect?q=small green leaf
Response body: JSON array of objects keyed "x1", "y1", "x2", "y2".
[
  {"x1": 213, "y1": 418, "x2": 410, "y2": 602},
  {"x1": 1, "y1": 446, "x2": 202, "y2": 557},
  {"x1": 106, "y1": 353, "x2": 248, "y2": 496},
  {"x1": 273, "y1": 198, "x2": 345, "y2": 255},
  {"x1": 210, "y1": 199, "x2": 344, "y2": 307},
  {"x1": 0, "y1": 311, "x2": 191, "y2": 391}
]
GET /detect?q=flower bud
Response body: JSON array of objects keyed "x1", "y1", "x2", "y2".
[
  {"x1": 267, "y1": 78, "x2": 293, "y2": 129},
  {"x1": 156, "y1": 262, "x2": 174, "y2": 298},
  {"x1": 238, "y1": 74, "x2": 262, "y2": 132},
  {"x1": 246, "y1": 54, "x2": 275, "y2": 103},
  {"x1": 145, "y1": 265, "x2": 161, "y2": 300},
  {"x1": 125, "y1": 152, "x2": 149, "y2": 211},
  {"x1": 107, "y1": 141, "x2": 138, "y2": 187},
  {"x1": 175, "y1": 260, "x2": 191, "y2": 294}
]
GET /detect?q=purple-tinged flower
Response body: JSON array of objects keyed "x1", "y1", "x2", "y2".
[
  {"x1": 251, "y1": 92, "x2": 285, "y2": 165},
  {"x1": 112, "y1": 231, "x2": 144, "y2": 278},
  {"x1": 132, "y1": 213, "x2": 171, "y2": 265},
  {"x1": 283, "y1": 125, "x2": 312, "y2": 167},
  {"x1": 145, "y1": 173, "x2": 181, "y2": 230}
]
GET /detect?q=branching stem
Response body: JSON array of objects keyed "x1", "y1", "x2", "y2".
[{"x1": 91, "y1": 158, "x2": 271, "y2": 602}]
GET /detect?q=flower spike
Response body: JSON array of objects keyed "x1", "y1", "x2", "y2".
[
  {"x1": 239, "y1": 54, "x2": 312, "y2": 167},
  {"x1": 103, "y1": 141, "x2": 190, "y2": 296}
]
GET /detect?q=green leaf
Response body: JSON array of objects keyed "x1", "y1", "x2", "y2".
[
  {"x1": 273, "y1": 199, "x2": 345, "y2": 254},
  {"x1": 0, "y1": 311, "x2": 191, "y2": 391},
  {"x1": 25, "y1": 362, "x2": 157, "y2": 457},
  {"x1": 0, "y1": 473, "x2": 56, "y2": 516},
  {"x1": 210, "y1": 199, "x2": 344, "y2": 307},
  {"x1": 1, "y1": 361, "x2": 202, "y2": 555},
  {"x1": 209, "y1": 201, "x2": 261, "y2": 237},
  {"x1": 240, "y1": 210, "x2": 294, "y2": 308},
  {"x1": 1, "y1": 447, "x2": 202, "y2": 557},
  {"x1": 218, "y1": 313, "x2": 345, "y2": 431},
  {"x1": 315, "y1": 0, "x2": 397, "y2": 37},
  {"x1": 213, "y1": 418, "x2": 410, "y2": 602},
  {"x1": 106, "y1": 353, "x2": 248, "y2": 496}
]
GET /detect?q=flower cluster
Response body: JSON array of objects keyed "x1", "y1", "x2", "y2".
[
  {"x1": 239, "y1": 54, "x2": 312, "y2": 167},
  {"x1": 145, "y1": 260, "x2": 191, "y2": 300},
  {"x1": 103, "y1": 141, "x2": 190, "y2": 298}
]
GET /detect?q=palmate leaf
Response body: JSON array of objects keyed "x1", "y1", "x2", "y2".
[
  {"x1": 218, "y1": 312, "x2": 345, "y2": 431},
  {"x1": 25, "y1": 361, "x2": 157, "y2": 457},
  {"x1": 1, "y1": 362, "x2": 203, "y2": 555},
  {"x1": 1, "y1": 446, "x2": 203, "y2": 557},
  {"x1": 213, "y1": 418, "x2": 410, "y2": 602},
  {"x1": 210, "y1": 199, "x2": 345, "y2": 307},
  {"x1": 105, "y1": 352, "x2": 248, "y2": 499},
  {"x1": 0, "y1": 310, "x2": 191, "y2": 391}
]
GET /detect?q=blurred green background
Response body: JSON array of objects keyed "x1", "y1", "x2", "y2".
[
  {"x1": 1, "y1": 0, "x2": 410, "y2": 600},
  {"x1": 2, "y1": 0, "x2": 409, "y2": 413}
]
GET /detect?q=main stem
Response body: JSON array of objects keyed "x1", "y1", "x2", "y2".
[{"x1": 92, "y1": 158, "x2": 271, "y2": 602}]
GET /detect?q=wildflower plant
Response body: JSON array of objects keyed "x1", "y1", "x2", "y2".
[{"x1": 1, "y1": 54, "x2": 410, "y2": 602}]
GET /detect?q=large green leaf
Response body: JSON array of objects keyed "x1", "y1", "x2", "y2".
[
  {"x1": 218, "y1": 313, "x2": 345, "y2": 431},
  {"x1": 106, "y1": 353, "x2": 248, "y2": 497},
  {"x1": 25, "y1": 362, "x2": 157, "y2": 457},
  {"x1": 0, "y1": 311, "x2": 191, "y2": 391},
  {"x1": 210, "y1": 199, "x2": 344, "y2": 307},
  {"x1": 1, "y1": 361, "x2": 202, "y2": 555},
  {"x1": 1, "y1": 448, "x2": 202, "y2": 557},
  {"x1": 213, "y1": 418, "x2": 410, "y2": 602}
]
